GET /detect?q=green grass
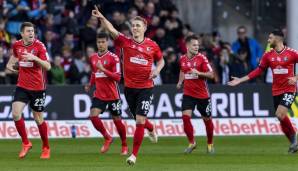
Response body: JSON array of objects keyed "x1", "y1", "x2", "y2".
[{"x1": 1, "y1": 136, "x2": 298, "y2": 171}]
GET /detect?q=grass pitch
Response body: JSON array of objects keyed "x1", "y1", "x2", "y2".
[{"x1": 1, "y1": 136, "x2": 298, "y2": 171}]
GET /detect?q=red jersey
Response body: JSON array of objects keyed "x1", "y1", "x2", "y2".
[
  {"x1": 248, "y1": 47, "x2": 298, "y2": 96},
  {"x1": 179, "y1": 53, "x2": 213, "y2": 99},
  {"x1": 114, "y1": 33, "x2": 163, "y2": 88},
  {"x1": 89, "y1": 51, "x2": 121, "y2": 101},
  {"x1": 12, "y1": 39, "x2": 49, "y2": 91}
]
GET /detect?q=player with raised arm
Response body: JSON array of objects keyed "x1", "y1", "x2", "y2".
[
  {"x1": 228, "y1": 30, "x2": 298, "y2": 153},
  {"x1": 91, "y1": 5, "x2": 165, "y2": 165},
  {"x1": 84, "y1": 33, "x2": 128, "y2": 155},
  {"x1": 6, "y1": 22, "x2": 51, "y2": 159},
  {"x1": 177, "y1": 35, "x2": 215, "y2": 154}
]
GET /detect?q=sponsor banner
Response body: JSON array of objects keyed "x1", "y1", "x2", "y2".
[
  {"x1": 0, "y1": 84, "x2": 275, "y2": 120},
  {"x1": 1, "y1": 118, "x2": 297, "y2": 139}
]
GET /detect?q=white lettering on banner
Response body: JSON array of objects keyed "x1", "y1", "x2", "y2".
[
  {"x1": 273, "y1": 68, "x2": 288, "y2": 74},
  {"x1": 210, "y1": 92, "x2": 269, "y2": 117},
  {"x1": 253, "y1": 93, "x2": 268, "y2": 116},
  {"x1": 1, "y1": 118, "x2": 297, "y2": 138},
  {"x1": 229, "y1": 93, "x2": 236, "y2": 117},
  {"x1": 212, "y1": 93, "x2": 229, "y2": 117},
  {"x1": 155, "y1": 93, "x2": 175, "y2": 118},
  {"x1": 74, "y1": 94, "x2": 91, "y2": 118},
  {"x1": 174, "y1": 93, "x2": 183, "y2": 117},
  {"x1": 0, "y1": 96, "x2": 12, "y2": 119},
  {"x1": 0, "y1": 96, "x2": 51, "y2": 119},
  {"x1": 238, "y1": 93, "x2": 253, "y2": 116},
  {"x1": 19, "y1": 61, "x2": 33, "y2": 67},
  {"x1": 130, "y1": 57, "x2": 148, "y2": 65}
]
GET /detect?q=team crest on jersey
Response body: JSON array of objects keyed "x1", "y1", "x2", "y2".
[
  {"x1": 283, "y1": 56, "x2": 288, "y2": 61},
  {"x1": 30, "y1": 49, "x2": 36, "y2": 54},
  {"x1": 146, "y1": 47, "x2": 151, "y2": 51},
  {"x1": 103, "y1": 60, "x2": 107, "y2": 65},
  {"x1": 271, "y1": 58, "x2": 275, "y2": 62}
]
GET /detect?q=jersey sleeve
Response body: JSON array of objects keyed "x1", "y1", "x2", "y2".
[
  {"x1": 201, "y1": 56, "x2": 213, "y2": 72},
  {"x1": 248, "y1": 53, "x2": 268, "y2": 79},
  {"x1": 114, "y1": 33, "x2": 129, "y2": 48},
  {"x1": 154, "y1": 44, "x2": 163, "y2": 61},
  {"x1": 102, "y1": 55, "x2": 121, "y2": 82},
  {"x1": 38, "y1": 42, "x2": 50, "y2": 61},
  {"x1": 292, "y1": 49, "x2": 298, "y2": 63}
]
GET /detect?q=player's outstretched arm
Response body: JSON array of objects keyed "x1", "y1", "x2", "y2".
[
  {"x1": 92, "y1": 5, "x2": 119, "y2": 39},
  {"x1": 6, "y1": 55, "x2": 19, "y2": 73},
  {"x1": 227, "y1": 76, "x2": 249, "y2": 86}
]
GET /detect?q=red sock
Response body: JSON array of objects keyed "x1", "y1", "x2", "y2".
[
  {"x1": 144, "y1": 119, "x2": 153, "y2": 132},
  {"x1": 280, "y1": 122, "x2": 291, "y2": 142},
  {"x1": 14, "y1": 118, "x2": 29, "y2": 144},
  {"x1": 113, "y1": 119, "x2": 127, "y2": 146},
  {"x1": 38, "y1": 122, "x2": 49, "y2": 149},
  {"x1": 280, "y1": 116, "x2": 296, "y2": 142},
  {"x1": 182, "y1": 115, "x2": 194, "y2": 144},
  {"x1": 203, "y1": 118, "x2": 214, "y2": 144},
  {"x1": 132, "y1": 124, "x2": 145, "y2": 157},
  {"x1": 90, "y1": 116, "x2": 110, "y2": 139}
]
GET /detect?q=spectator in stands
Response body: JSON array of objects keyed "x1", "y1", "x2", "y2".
[
  {"x1": 232, "y1": 26, "x2": 263, "y2": 69},
  {"x1": 48, "y1": 55, "x2": 65, "y2": 85},
  {"x1": 0, "y1": 19, "x2": 10, "y2": 52},
  {"x1": 160, "y1": 49, "x2": 179, "y2": 84},
  {"x1": 79, "y1": 16, "x2": 98, "y2": 51},
  {"x1": 4, "y1": 0, "x2": 30, "y2": 35},
  {"x1": 0, "y1": 46, "x2": 8, "y2": 84},
  {"x1": 229, "y1": 48, "x2": 252, "y2": 79}
]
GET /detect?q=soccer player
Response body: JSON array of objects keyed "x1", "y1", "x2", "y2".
[
  {"x1": 6, "y1": 22, "x2": 51, "y2": 159},
  {"x1": 91, "y1": 6, "x2": 164, "y2": 165},
  {"x1": 228, "y1": 30, "x2": 298, "y2": 153},
  {"x1": 177, "y1": 35, "x2": 215, "y2": 154},
  {"x1": 84, "y1": 33, "x2": 128, "y2": 155}
]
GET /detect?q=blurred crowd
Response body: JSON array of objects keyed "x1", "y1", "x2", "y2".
[{"x1": 0, "y1": 0, "x2": 267, "y2": 85}]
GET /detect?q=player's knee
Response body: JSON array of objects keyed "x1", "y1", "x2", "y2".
[
  {"x1": 275, "y1": 111, "x2": 286, "y2": 120},
  {"x1": 135, "y1": 115, "x2": 146, "y2": 124},
  {"x1": 89, "y1": 113, "x2": 98, "y2": 117},
  {"x1": 34, "y1": 117, "x2": 44, "y2": 125},
  {"x1": 12, "y1": 112, "x2": 21, "y2": 121},
  {"x1": 202, "y1": 116, "x2": 212, "y2": 121},
  {"x1": 112, "y1": 115, "x2": 121, "y2": 120}
]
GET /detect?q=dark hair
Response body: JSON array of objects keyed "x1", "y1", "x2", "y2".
[
  {"x1": 20, "y1": 22, "x2": 34, "y2": 32},
  {"x1": 270, "y1": 29, "x2": 284, "y2": 38},
  {"x1": 96, "y1": 32, "x2": 109, "y2": 40},
  {"x1": 185, "y1": 35, "x2": 199, "y2": 43},
  {"x1": 237, "y1": 25, "x2": 247, "y2": 32}
]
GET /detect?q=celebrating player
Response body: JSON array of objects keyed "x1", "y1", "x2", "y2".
[
  {"x1": 177, "y1": 35, "x2": 215, "y2": 154},
  {"x1": 85, "y1": 33, "x2": 128, "y2": 155},
  {"x1": 228, "y1": 30, "x2": 298, "y2": 153},
  {"x1": 6, "y1": 22, "x2": 51, "y2": 159},
  {"x1": 91, "y1": 5, "x2": 165, "y2": 165}
]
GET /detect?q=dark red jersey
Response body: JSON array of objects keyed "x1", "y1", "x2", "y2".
[
  {"x1": 248, "y1": 47, "x2": 298, "y2": 96},
  {"x1": 114, "y1": 33, "x2": 163, "y2": 88},
  {"x1": 179, "y1": 53, "x2": 213, "y2": 99},
  {"x1": 12, "y1": 39, "x2": 49, "y2": 91},
  {"x1": 89, "y1": 51, "x2": 121, "y2": 101}
]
